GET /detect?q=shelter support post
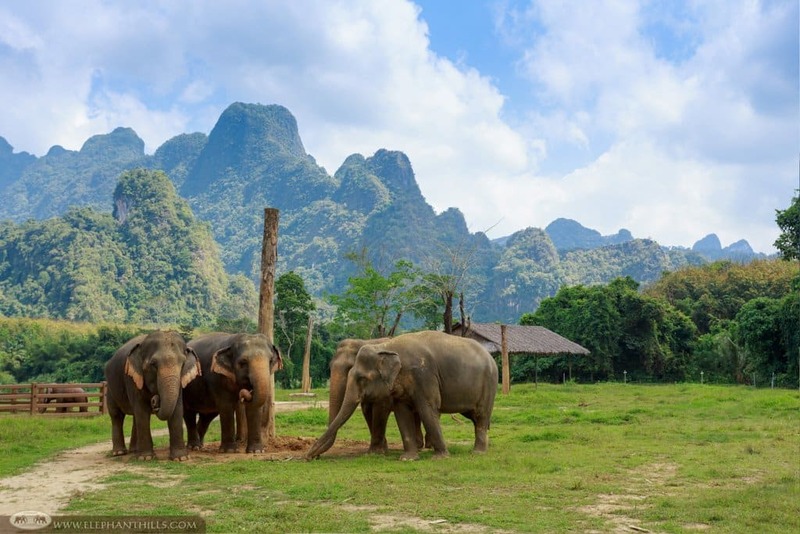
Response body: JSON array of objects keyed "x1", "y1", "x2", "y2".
[{"x1": 501, "y1": 324, "x2": 510, "y2": 394}]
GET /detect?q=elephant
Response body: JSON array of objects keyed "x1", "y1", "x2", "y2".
[
  {"x1": 38, "y1": 386, "x2": 89, "y2": 413},
  {"x1": 182, "y1": 332, "x2": 282, "y2": 453},
  {"x1": 307, "y1": 330, "x2": 498, "y2": 460},
  {"x1": 104, "y1": 330, "x2": 200, "y2": 460},
  {"x1": 328, "y1": 338, "x2": 426, "y2": 453}
]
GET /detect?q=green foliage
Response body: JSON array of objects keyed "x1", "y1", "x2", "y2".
[
  {"x1": 521, "y1": 277, "x2": 696, "y2": 381},
  {"x1": 329, "y1": 255, "x2": 424, "y2": 338},
  {"x1": 0, "y1": 169, "x2": 256, "y2": 327},
  {"x1": 0, "y1": 317, "x2": 143, "y2": 383},
  {"x1": 274, "y1": 271, "x2": 316, "y2": 388},
  {"x1": 523, "y1": 260, "x2": 798, "y2": 387},
  {"x1": 774, "y1": 190, "x2": 799, "y2": 260},
  {"x1": 645, "y1": 259, "x2": 797, "y2": 334}
]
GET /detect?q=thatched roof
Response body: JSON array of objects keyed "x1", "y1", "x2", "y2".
[{"x1": 452, "y1": 323, "x2": 590, "y2": 355}]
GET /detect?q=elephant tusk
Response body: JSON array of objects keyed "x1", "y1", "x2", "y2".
[{"x1": 239, "y1": 389, "x2": 253, "y2": 403}]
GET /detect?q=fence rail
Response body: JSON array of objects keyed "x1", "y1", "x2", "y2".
[{"x1": 0, "y1": 382, "x2": 106, "y2": 416}]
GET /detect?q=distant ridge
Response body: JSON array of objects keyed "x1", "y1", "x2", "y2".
[{"x1": 0, "y1": 103, "x2": 768, "y2": 324}]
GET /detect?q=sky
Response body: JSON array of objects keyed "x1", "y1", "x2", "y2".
[{"x1": 0, "y1": 0, "x2": 797, "y2": 253}]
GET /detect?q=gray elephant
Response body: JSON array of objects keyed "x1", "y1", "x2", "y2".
[
  {"x1": 38, "y1": 386, "x2": 89, "y2": 413},
  {"x1": 104, "y1": 331, "x2": 200, "y2": 460},
  {"x1": 329, "y1": 338, "x2": 425, "y2": 453},
  {"x1": 183, "y1": 332, "x2": 282, "y2": 453},
  {"x1": 307, "y1": 330, "x2": 498, "y2": 460}
]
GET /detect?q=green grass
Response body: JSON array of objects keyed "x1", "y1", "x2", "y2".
[
  {"x1": 0, "y1": 415, "x2": 117, "y2": 476},
  {"x1": 2, "y1": 383, "x2": 798, "y2": 532}
]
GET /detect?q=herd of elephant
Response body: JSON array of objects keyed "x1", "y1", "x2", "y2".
[{"x1": 103, "y1": 330, "x2": 499, "y2": 462}]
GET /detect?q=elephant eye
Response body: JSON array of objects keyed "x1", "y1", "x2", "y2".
[{"x1": 237, "y1": 360, "x2": 247, "y2": 369}]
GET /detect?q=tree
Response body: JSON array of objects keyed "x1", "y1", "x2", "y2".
[
  {"x1": 329, "y1": 253, "x2": 423, "y2": 338},
  {"x1": 775, "y1": 190, "x2": 800, "y2": 260},
  {"x1": 522, "y1": 276, "x2": 695, "y2": 382},
  {"x1": 736, "y1": 297, "x2": 784, "y2": 381},
  {"x1": 274, "y1": 271, "x2": 315, "y2": 388}
]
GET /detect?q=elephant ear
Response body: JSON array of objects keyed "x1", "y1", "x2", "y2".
[
  {"x1": 270, "y1": 344, "x2": 283, "y2": 372},
  {"x1": 124, "y1": 343, "x2": 145, "y2": 390},
  {"x1": 181, "y1": 347, "x2": 202, "y2": 388},
  {"x1": 376, "y1": 350, "x2": 402, "y2": 387},
  {"x1": 210, "y1": 346, "x2": 237, "y2": 383}
]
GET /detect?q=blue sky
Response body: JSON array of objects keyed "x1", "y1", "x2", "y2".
[{"x1": 0, "y1": 0, "x2": 797, "y2": 253}]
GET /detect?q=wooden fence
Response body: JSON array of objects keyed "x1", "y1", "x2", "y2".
[{"x1": 0, "y1": 382, "x2": 106, "y2": 416}]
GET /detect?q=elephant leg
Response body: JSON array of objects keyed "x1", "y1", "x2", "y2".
[
  {"x1": 184, "y1": 410, "x2": 202, "y2": 450},
  {"x1": 197, "y1": 413, "x2": 217, "y2": 447},
  {"x1": 235, "y1": 403, "x2": 247, "y2": 445},
  {"x1": 414, "y1": 411, "x2": 427, "y2": 449},
  {"x1": 79, "y1": 398, "x2": 88, "y2": 413},
  {"x1": 244, "y1": 403, "x2": 264, "y2": 453},
  {"x1": 417, "y1": 404, "x2": 448, "y2": 458},
  {"x1": 218, "y1": 407, "x2": 238, "y2": 453},
  {"x1": 367, "y1": 401, "x2": 390, "y2": 454},
  {"x1": 167, "y1": 401, "x2": 188, "y2": 461},
  {"x1": 467, "y1": 410, "x2": 490, "y2": 453},
  {"x1": 132, "y1": 403, "x2": 155, "y2": 460},
  {"x1": 129, "y1": 419, "x2": 138, "y2": 453},
  {"x1": 109, "y1": 406, "x2": 128, "y2": 456},
  {"x1": 394, "y1": 404, "x2": 421, "y2": 461}
]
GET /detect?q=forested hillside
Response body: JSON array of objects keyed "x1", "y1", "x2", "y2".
[
  {"x1": 0, "y1": 102, "x2": 769, "y2": 324},
  {"x1": 0, "y1": 169, "x2": 256, "y2": 326}
]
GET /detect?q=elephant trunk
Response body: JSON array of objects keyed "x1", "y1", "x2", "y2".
[
  {"x1": 155, "y1": 370, "x2": 180, "y2": 421},
  {"x1": 248, "y1": 358, "x2": 270, "y2": 409},
  {"x1": 328, "y1": 369, "x2": 347, "y2": 424},
  {"x1": 307, "y1": 382, "x2": 360, "y2": 459}
]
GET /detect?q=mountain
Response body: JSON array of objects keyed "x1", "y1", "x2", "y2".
[
  {"x1": 691, "y1": 233, "x2": 762, "y2": 262},
  {"x1": 545, "y1": 218, "x2": 634, "y2": 251},
  {"x1": 0, "y1": 103, "x2": 765, "y2": 325},
  {"x1": 0, "y1": 169, "x2": 256, "y2": 325}
]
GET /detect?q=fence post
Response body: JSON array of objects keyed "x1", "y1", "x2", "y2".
[
  {"x1": 29, "y1": 383, "x2": 38, "y2": 415},
  {"x1": 100, "y1": 381, "x2": 107, "y2": 415}
]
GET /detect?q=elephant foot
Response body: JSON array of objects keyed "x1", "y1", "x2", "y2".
[
  {"x1": 170, "y1": 453, "x2": 190, "y2": 461},
  {"x1": 136, "y1": 453, "x2": 157, "y2": 461},
  {"x1": 399, "y1": 452, "x2": 419, "y2": 461},
  {"x1": 219, "y1": 444, "x2": 239, "y2": 453},
  {"x1": 367, "y1": 445, "x2": 388, "y2": 455},
  {"x1": 246, "y1": 442, "x2": 265, "y2": 454},
  {"x1": 111, "y1": 448, "x2": 128, "y2": 457},
  {"x1": 188, "y1": 441, "x2": 204, "y2": 451},
  {"x1": 432, "y1": 450, "x2": 450, "y2": 460}
]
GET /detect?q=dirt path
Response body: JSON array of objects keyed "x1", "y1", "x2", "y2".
[{"x1": 0, "y1": 401, "x2": 327, "y2": 516}]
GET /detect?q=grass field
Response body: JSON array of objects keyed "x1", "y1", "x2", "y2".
[{"x1": 1, "y1": 383, "x2": 798, "y2": 533}]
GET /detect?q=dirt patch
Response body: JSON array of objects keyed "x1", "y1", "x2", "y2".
[{"x1": 577, "y1": 462, "x2": 678, "y2": 534}]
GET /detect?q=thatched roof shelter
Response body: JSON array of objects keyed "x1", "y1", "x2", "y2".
[
  {"x1": 451, "y1": 323, "x2": 590, "y2": 356},
  {"x1": 451, "y1": 323, "x2": 589, "y2": 391}
]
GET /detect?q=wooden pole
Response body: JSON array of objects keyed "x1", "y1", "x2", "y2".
[
  {"x1": 301, "y1": 315, "x2": 313, "y2": 393},
  {"x1": 501, "y1": 324, "x2": 510, "y2": 394},
  {"x1": 259, "y1": 208, "x2": 279, "y2": 441}
]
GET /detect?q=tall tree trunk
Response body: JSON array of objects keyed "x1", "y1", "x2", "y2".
[
  {"x1": 443, "y1": 290, "x2": 453, "y2": 333},
  {"x1": 459, "y1": 292, "x2": 467, "y2": 336},
  {"x1": 259, "y1": 208, "x2": 279, "y2": 442}
]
